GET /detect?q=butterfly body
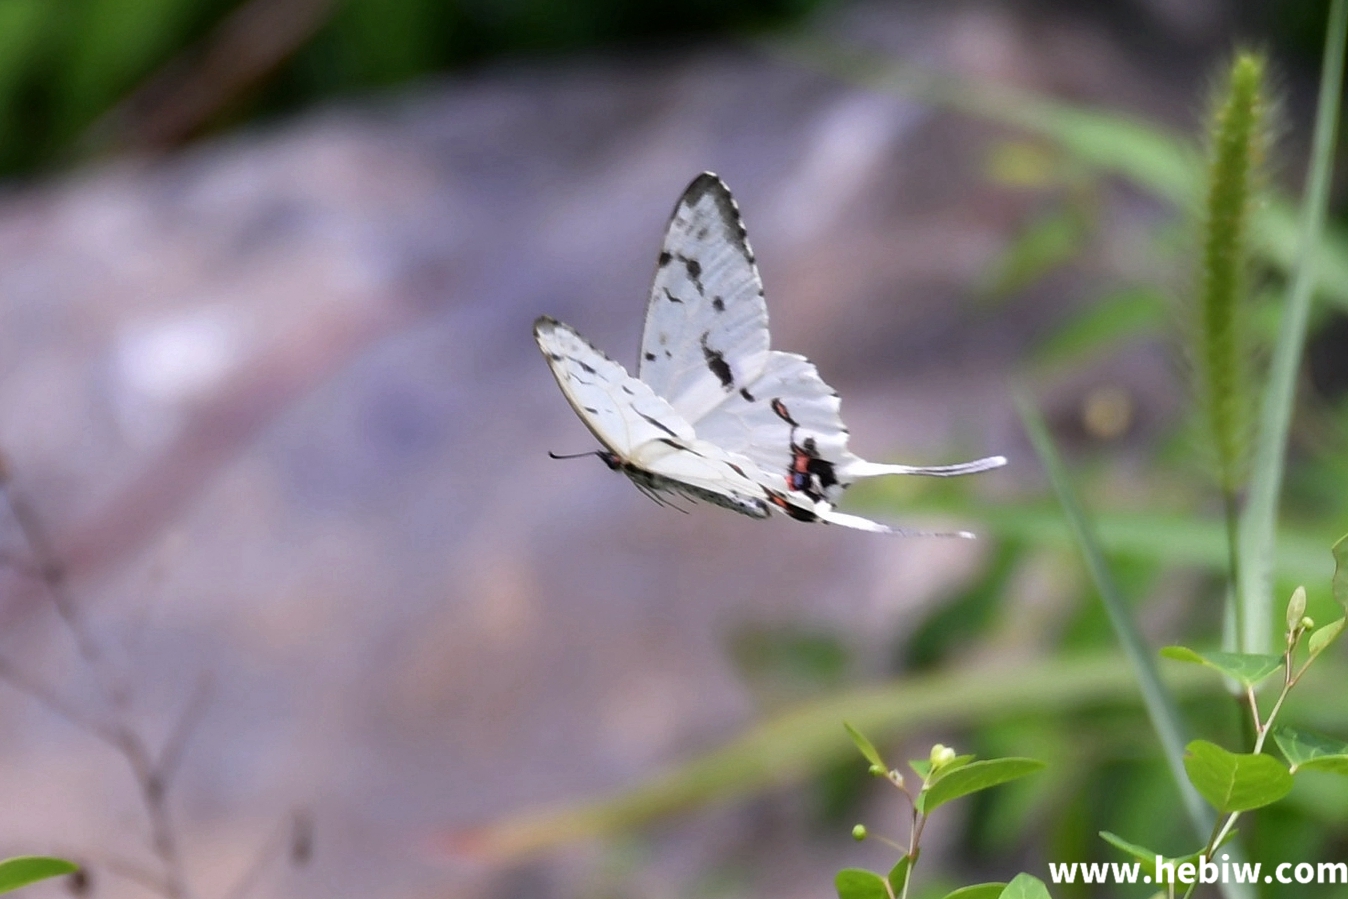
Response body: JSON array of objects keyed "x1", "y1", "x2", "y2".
[{"x1": 535, "y1": 173, "x2": 1005, "y2": 535}]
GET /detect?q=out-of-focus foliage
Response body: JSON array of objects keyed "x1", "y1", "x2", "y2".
[{"x1": 0, "y1": 0, "x2": 829, "y2": 174}]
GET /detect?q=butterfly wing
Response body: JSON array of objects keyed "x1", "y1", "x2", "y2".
[
  {"x1": 634, "y1": 174, "x2": 852, "y2": 498},
  {"x1": 536, "y1": 315, "x2": 694, "y2": 454},
  {"x1": 535, "y1": 316, "x2": 771, "y2": 519},
  {"x1": 638, "y1": 173, "x2": 771, "y2": 424},
  {"x1": 637, "y1": 174, "x2": 1005, "y2": 522}
]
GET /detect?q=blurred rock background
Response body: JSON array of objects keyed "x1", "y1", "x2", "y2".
[{"x1": 0, "y1": 2, "x2": 1341, "y2": 899}]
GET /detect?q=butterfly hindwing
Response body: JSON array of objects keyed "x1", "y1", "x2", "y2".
[{"x1": 690, "y1": 351, "x2": 856, "y2": 505}]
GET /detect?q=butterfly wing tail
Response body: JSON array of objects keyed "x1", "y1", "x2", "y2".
[
  {"x1": 817, "y1": 506, "x2": 977, "y2": 538},
  {"x1": 843, "y1": 455, "x2": 1007, "y2": 480}
]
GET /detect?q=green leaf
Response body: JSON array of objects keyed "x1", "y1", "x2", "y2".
[
  {"x1": 1296, "y1": 756, "x2": 1348, "y2": 776},
  {"x1": 1159, "y1": 646, "x2": 1206, "y2": 664},
  {"x1": 917, "y1": 758, "x2": 1044, "y2": 815},
  {"x1": 1098, "y1": 831, "x2": 1161, "y2": 866},
  {"x1": 844, "y1": 722, "x2": 887, "y2": 772},
  {"x1": 911, "y1": 754, "x2": 975, "y2": 781},
  {"x1": 56, "y1": 0, "x2": 198, "y2": 139},
  {"x1": 1158, "y1": 647, "x2": 1282, "y2": 686},
  {"x1": 888, "y1": 856, "x2": 911, "y2": 895},
  {"x1": 1308, "y1": 618, "x2": 1346, "y2": 660},
  {"x1": 1183, "y1": 740, "x2": 1294, "y2": 812},
  {"x1": 1333, "y1": 534, "x2": 1348, "y2": 612},
  {"x1": 0, "y1": 857, "x2": 78, "y2": 894},
  {"x1": 1272, "y1": 726, "x2": 1348, "y2": 775},
  {"x1": 1031, "y1": 287, "x2": 1167, "y2": 371},
  {"x1": 1098, "y1": 831, "x2": 1201, "y2": 871},
  {"x1": 998, "y1": 872, "x2": 1052, "y2": 899},
  {"x1": 979, "y1": 202, "x2": 1089, "y2": 298},
  {"x1": 1286, "y1": 585, "x2": 1307, "y2": 631},
  {"x1": 836, "y1": 868, "x2": 888, "y2": 899},
  {"x1": 943, "y1": 885, "x2": 1007, "y2": 899}
]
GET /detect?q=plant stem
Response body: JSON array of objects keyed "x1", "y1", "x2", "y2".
[{"x1": 1237, "y1": 0, "x2": 1348, "y2": 652}]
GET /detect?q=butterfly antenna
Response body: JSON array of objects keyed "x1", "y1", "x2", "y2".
[{"x1": 549, "y1": 450, "x2": 604, "y2": 461}]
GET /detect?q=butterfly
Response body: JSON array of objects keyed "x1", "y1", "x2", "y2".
[{"x1": 534, "y1": 173, "x2": 1005, "y2": 536}]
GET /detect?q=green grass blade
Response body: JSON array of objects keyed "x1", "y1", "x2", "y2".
[
  {"x1": 1237, "y1": 0, "x2": 1348, "y2": 653},
  {"x1": 766, "y1": 37, "x2": 1348, "y2": 312},
  {"x1": 444, "y1": 654, "x2": 1215, "y2": 860},
  {"x1": 1015, "y1": 393, "x2": 1213, "y2": 841},
  {"x1": 856, "y1": 488, "x2": 1334, "y2": 583}
]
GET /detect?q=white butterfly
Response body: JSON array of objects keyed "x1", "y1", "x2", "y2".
[{"x1": 535, "y1": 173, "x2": 1005, "y2": 536}]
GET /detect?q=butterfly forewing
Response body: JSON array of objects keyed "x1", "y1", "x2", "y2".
[
  {"x1": 535, "y1": 316, "x2": 772, "y2": 519},
  {"x1": 638, "y1": 174, "x2": 771, "y2": 423},
  {"x1": 536, "y1": 316, "x2": 695, "y2": 454},
  {"x1": 637, "y1": 175, "x2": 865, "y2": 505}
]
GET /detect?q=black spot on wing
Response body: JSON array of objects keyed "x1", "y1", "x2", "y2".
[
  {"x1": 699, "y1": 331, "x2": 734, "y2": 390},
  {"x1": 678, "y1": 173, "x2": 753, "y2": 264},
  {"x1": 739, "y1": 387, "x2": 755, "y2": 402},
  {"x1": 577, "y1": 359, "x2": 596, "y2": 374},
  {"x1": 712, "y1": 297, "x2": 725, "y2": 312},
  {"x1": 644, "y1": 352, "x2": 657, "y2": 361},
  {"x1": 636, "y1": 409, "x2": 680, "y2": 439},
  {"x1": 663, "y1": 287, "x2": 683, "y2": 304},
  {"x1": 658, "y1": 250, "x2": 672, "y2": 267},
  {"x1": 676, "y1": 254, "x2": 706, "y2": 294},
  {"x1": 583, "y1": 406, "x2": 598, "y2": 414},
  {"x1": 770, "y1": 398, "x2": 798, "y2": 426},
  {"x1": 767, "y1": 491, "x2": 819, "y2": 522}
]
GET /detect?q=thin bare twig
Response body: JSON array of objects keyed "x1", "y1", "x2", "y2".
[
  {"x1": 0, "y1": 655, "x2": 122, "y2": 748},
  {"x1": 87, "y1": 0, "x2": 339, "y2": 152},
  {"x1": 221, "y1": 811, "x2": 308, "y2": 899},
  {"x1": 0, "y1": 457, "x2": 106, "y2": 676},
  {"x1": 157, "y1": 673, "x2": 215, "y2": 790},
  {"x1": 0, "y1": 453, "x2": 198, "y2": 899}
]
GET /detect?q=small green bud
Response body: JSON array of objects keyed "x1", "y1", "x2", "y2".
[
  {"x1": 1286, "y1": 586, "x2": 1307, "y2": 631},
  {"x1": 868, "y1": 764, "x2": 885, "y2": 778},
  {"x1": 852, "y1": 824, "x2": 867, "y2": 842},
  {"x1": 929, "y1": 744, "x2": 956, "y2": 770},
  {"x1": 1301, "y1": 616, "x2": 1315, "y2": 631}
]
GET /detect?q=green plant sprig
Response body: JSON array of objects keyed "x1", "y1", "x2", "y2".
[
  {"x1": 1147, "y1": 571, "x2": 1348, "y2": 898},
  {"x1": 838, "y1": 724, "x2": 1046, "y2": 899}
]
